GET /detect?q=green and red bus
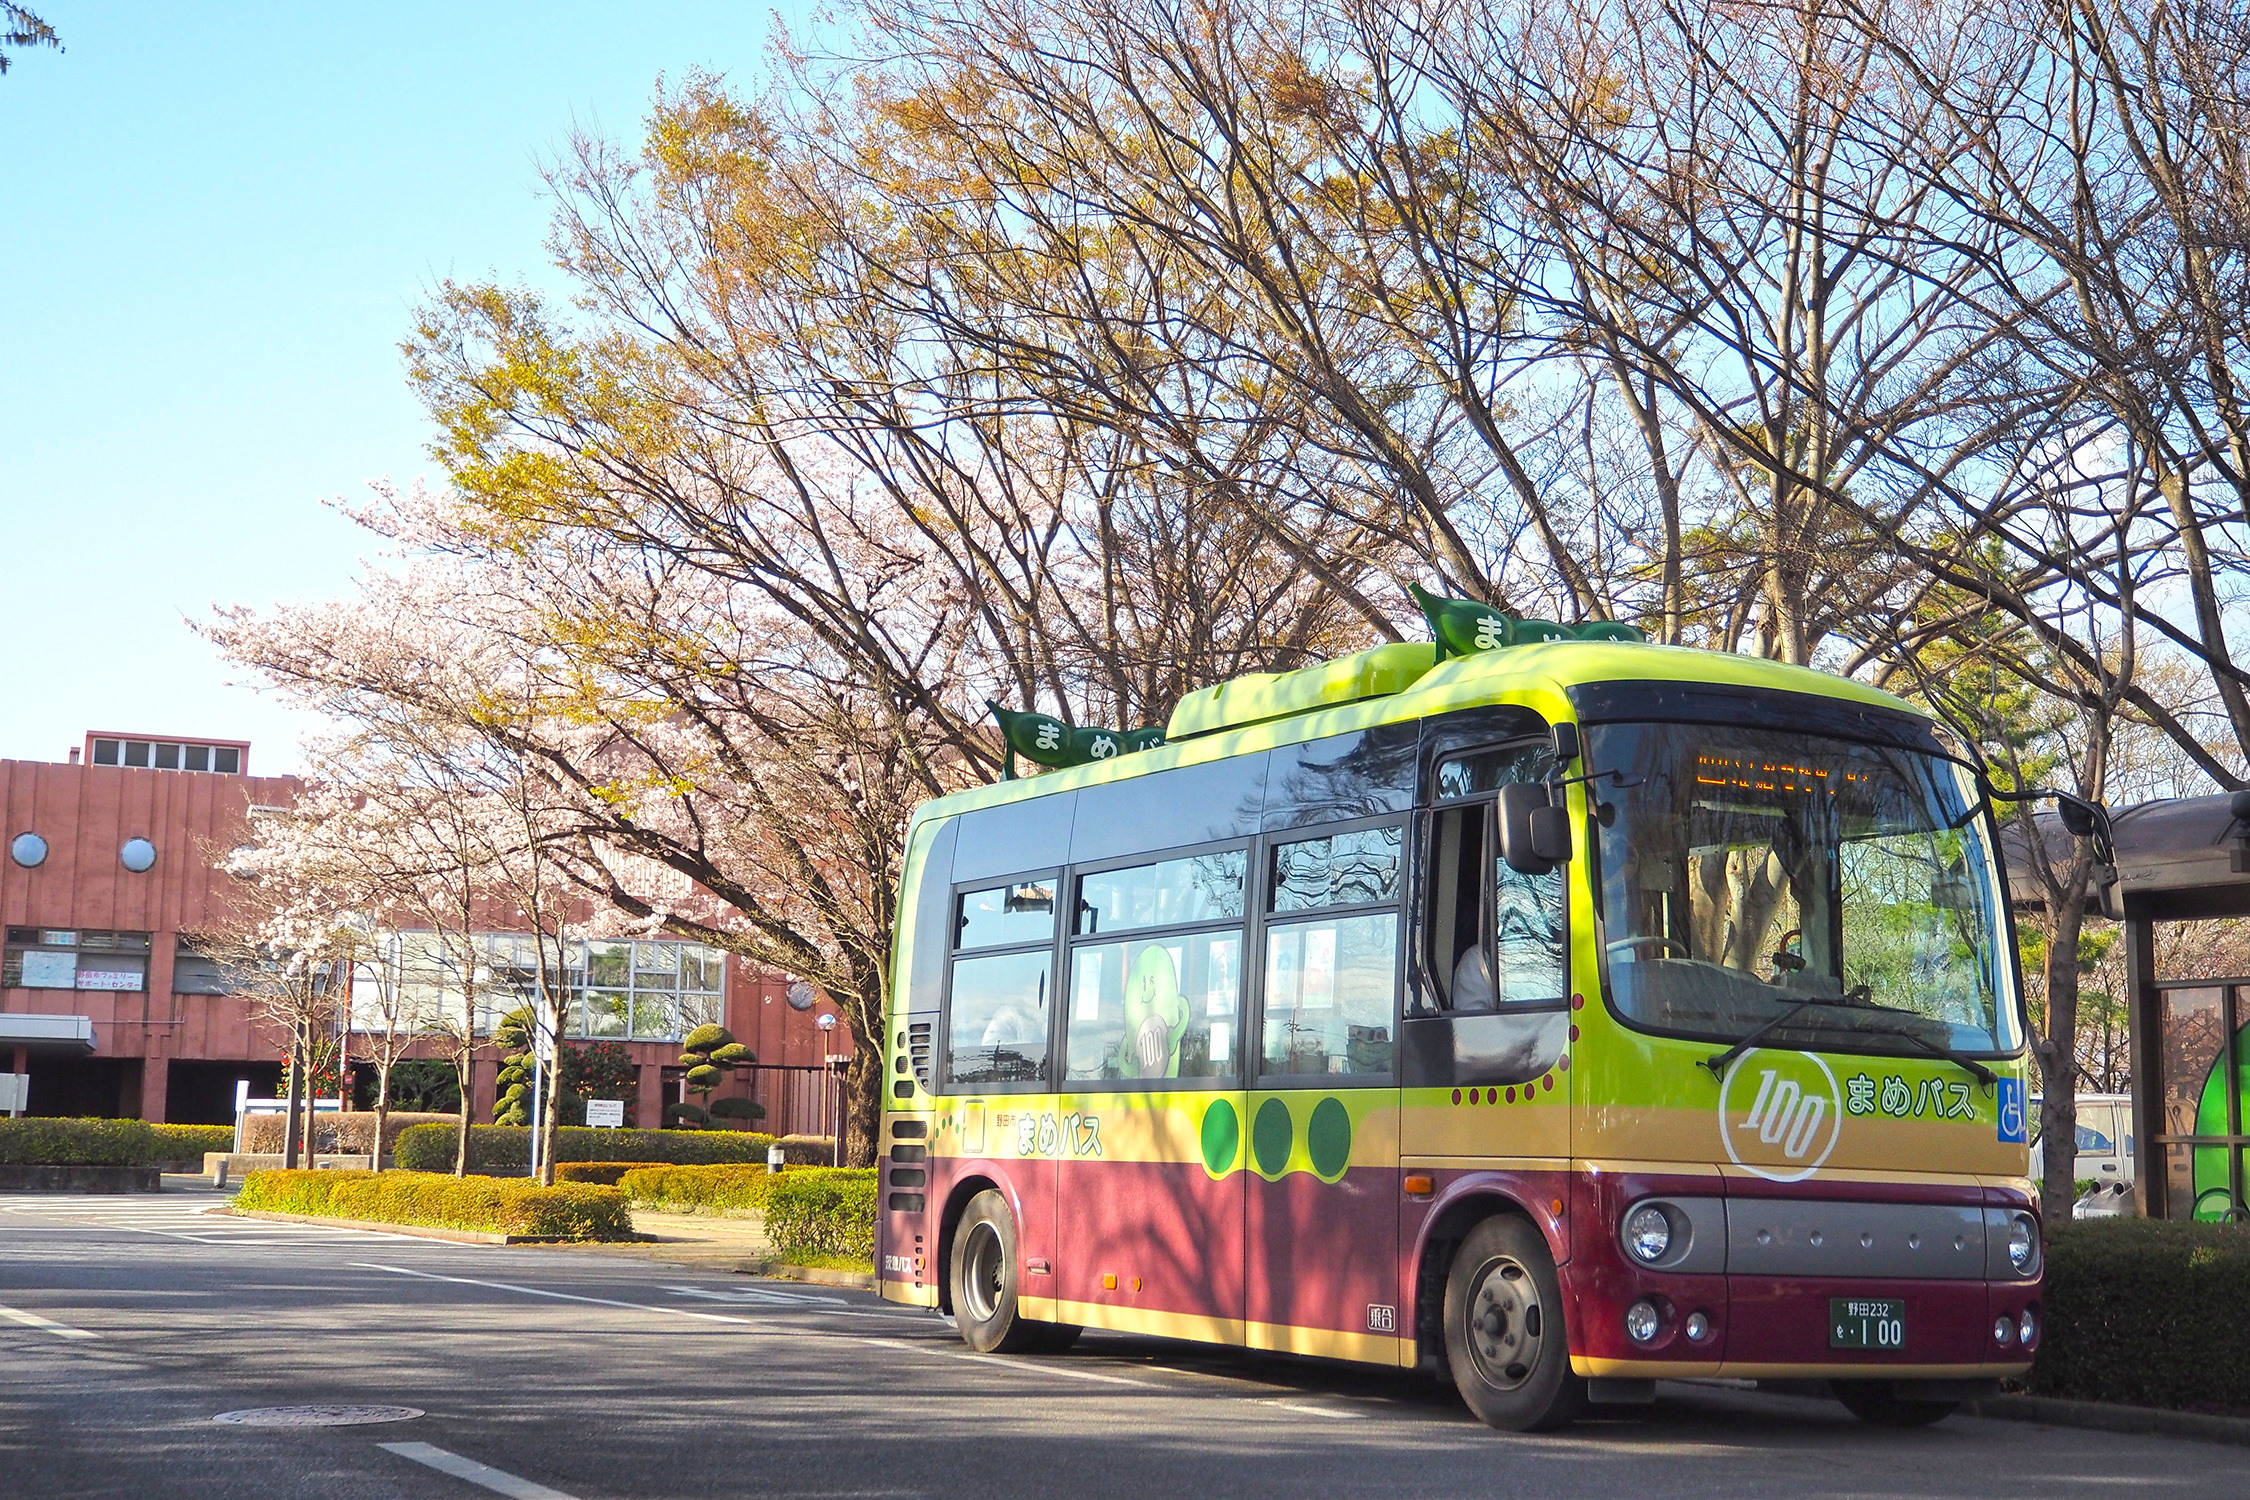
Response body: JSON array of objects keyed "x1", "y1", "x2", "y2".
[{"x1": 876, "y1": 635, "x2": 2043, "y2": 1430}]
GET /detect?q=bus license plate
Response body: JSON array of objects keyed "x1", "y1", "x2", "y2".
[{"x1": 1830, "y1": 1298, "x2": 1906, "y2": 1350}]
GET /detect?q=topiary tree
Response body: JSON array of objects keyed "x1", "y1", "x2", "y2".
[
  {"x1": 492, "y1": 1006, "x2": 538, "y2": 1126},
  {"x1": 664, "y1": 1100, "x2": 710, "y2": 1128},
  {"x1": 709, "y1": 1095, "x2": 767, "y2": 1128},
  {"x1": 677, "y1": 1024, "x2": 755, "y2": 1126}
]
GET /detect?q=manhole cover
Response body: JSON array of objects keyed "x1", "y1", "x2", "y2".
[{"x1": 211, "y1": 1405, "x2": 424, "y2": 1427}]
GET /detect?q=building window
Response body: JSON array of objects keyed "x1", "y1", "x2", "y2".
[
  {"x1": 172, "y1": 937, "x2": 236, "y2": 996},
  {"x1": 89, "y1": 738, "x2": 242, "y2": 774},
  {"x1": 4, "y1": 928, "x2": 153, "y2": 992},
  {"x1": 348, "y1": 931, "x2": 727, "y2": 1041}
]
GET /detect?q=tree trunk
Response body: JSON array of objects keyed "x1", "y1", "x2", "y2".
[
  {"x1": 281, "y1": 1029, "x2": 304, "y2": 1171},
  {"x1": 454, "y1": 1047, "x2": 474, "y2": 1178},
  {"x1": 842, "y1": 1050, "x2": 879, "y2": 1169},
  {"x1": 538, "y1": 1004, "x2": 560, "y2": 1187},
  {"x1": 2034, "y1": 899, "x2": 2087, "y2": 1223},
  {"x1": 372, "y1": 1060, "x2": 392, "y2": 1176}
]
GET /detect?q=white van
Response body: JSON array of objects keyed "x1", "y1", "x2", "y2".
[{"x1": 2029, "y1": 1092, "x2": 2134, "y2": 1187}]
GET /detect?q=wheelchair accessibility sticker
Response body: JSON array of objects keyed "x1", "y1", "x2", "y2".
[{"x1": 1996, "y1": 1076, "x2": 2027, "y2": 1144}]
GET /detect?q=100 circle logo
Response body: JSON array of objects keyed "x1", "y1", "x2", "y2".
[{"x1": 1717, "y1": 1049, "x2": 1844, "y2": 1182}]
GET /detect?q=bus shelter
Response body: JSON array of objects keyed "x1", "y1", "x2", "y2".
[{"x1": 2014, "y1": 792, "x2": 2250, "y2": 1220}]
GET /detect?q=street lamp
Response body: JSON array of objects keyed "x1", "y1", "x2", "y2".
[{"x1": 815, "y1": 1014, "x2": 843, "y2": 1166}]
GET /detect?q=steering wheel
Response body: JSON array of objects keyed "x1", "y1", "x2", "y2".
[{"x1": 1607, "y1": 935, "x2": 1687, "y2": 959}]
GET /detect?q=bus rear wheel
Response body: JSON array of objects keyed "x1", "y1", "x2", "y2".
[
  {"x1": 949, "y1": 1189, "x2": 1045, "y2": 1354},
  {"x1": 1830, "y1": 1381, "x2": 1959, "y2": 1427},
  {"x1": 1442, "y1": 1215, "x2": 1586, "y2": 1431}
]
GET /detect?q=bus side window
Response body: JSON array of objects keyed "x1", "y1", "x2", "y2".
[
  {"x1": 943, "y1": 875, "x2": 1059, "y2": 1089},
  {"x1": 1428, "y1": 744, "x2": 1566, "y2": 1010},
  {"x1": 1426, "y1": 803, "x2": 1491, "y2": 1011},
  {"x1": 1259, "y1": 822, "x2": 1402, "y2": 1079}
]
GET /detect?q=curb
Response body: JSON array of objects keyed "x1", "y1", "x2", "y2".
[
  {"x1": 765, "y1": 1263, "x2": 877, "y2": 1289},
  {"x1": 219, "y1": 1208, "x2": 645, "y2": 1246},
  {"x1": 1969, "y1": 1394, "x2": 2250, "y2": 1447}
]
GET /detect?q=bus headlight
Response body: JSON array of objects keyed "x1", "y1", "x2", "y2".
[
  {"x1": 2006, "y1": 1213, "x2": 2040, "y2": 1275},
  {"x1": 1624, "y1": 1204, "x2": 1671, "y2": 1264}
]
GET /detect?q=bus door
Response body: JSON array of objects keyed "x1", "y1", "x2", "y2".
[
  {"x1": 1054, "y1": 848, "x2": 1251, "y2": 1342},
  {"x1": 1245, "y1": 818, "x2": 1408, "y2": 1361},
  {"x1": 1399, "y1": 742, "x2": 1572, "y2": 1169}
]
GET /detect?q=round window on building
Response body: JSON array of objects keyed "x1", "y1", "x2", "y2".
[
  {"x1": 10, "y1": 832, "x2": 47, "y2": 868},
  {"x1": 121, "y1": 837, "x2": 157, "y2": 873}
]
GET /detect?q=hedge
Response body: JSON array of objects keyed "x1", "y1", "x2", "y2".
[
  {"x1": 762, "y1": 1169, "x2": 878, "y2": 1264},
  {"x1": 619, "y1": 1163, "x2": 785, "y2": 1213},
  {"x1": 1, "y1": 1118, "x2": 231, "y2": 1166},
  {"x1": 2030, "y1": 1219, "x2": 2250, "y2": 1412},
  {"x1": 393, "y1": 1123, "x2": 779, "y2": 1172},
  {"x1": 240, "y1": 1111, "x2": 457, "y2": 1157},
  {"x1": 152, "y1": 1124, "x2": 237, "y2": 1161},
  {"x1": 550, "y1": 1161, "x2": 655, "y2": 1186},
  {"x1": 235, "y1": 1169, "x2": 633, "y2": 1240}
]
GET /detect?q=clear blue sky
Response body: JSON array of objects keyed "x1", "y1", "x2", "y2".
[{"x1": 0, "y1": 3, "x2": 808, "y2": 772}]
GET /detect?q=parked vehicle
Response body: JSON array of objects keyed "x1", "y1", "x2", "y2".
[{"x1": 2029, "y1": 1092, "x2": 2134, "y2": 1188}]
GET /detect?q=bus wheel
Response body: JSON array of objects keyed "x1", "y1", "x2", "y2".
[
  {"x1": 1830, "y1": 1381, "x2": 1959, "y2": 1427},
  {"x1": 1442, "y1": 1216, "x2": 1585, "y2": 1431},
  {"x1": 949, "y1": 1190, "x2": 1041, "y2": 1353}
]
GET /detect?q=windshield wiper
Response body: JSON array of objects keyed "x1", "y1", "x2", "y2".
[
  {"x1": 1701, "y1": 992, "x2": 1998, "y2": 1088},
  {"x1": 1845, "y1": 1022, "x2": 1998, "y2": 1089}
]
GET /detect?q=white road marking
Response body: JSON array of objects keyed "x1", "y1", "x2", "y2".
[
  {"x1": 0, "y1": 1302, "x2": 100, "y2": 1340},
  {"x1": 351, "y1": 1265, "x2": 1394, "y2": 1421},
  {"x1": 349, "y1": 1264, "x2": 760, "y2": 1326},
  {"x1": 1264, "y1": 1400, "x2": 1365, "y2": 1419},
  {"x1": 378, "y1": 1442, "x2": 578, "y2": 1500},
  {"x1": 661, "y1": 1283, "x2": 848, "y2": 1307}
]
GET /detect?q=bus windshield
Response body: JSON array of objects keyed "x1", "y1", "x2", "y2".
[{"x1": 1588, "y1": 722, "x2": 2020, "y2": 1057}]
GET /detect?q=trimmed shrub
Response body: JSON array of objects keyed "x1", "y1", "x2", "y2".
[
  {"x1": 150, "y1": 1124, "x2": 236, "y2": 1162},
  {"x1": 776, "y1": 1134, "x2": 836, "y2": 1165},
  {"x1": 762, "y1": 1168, "x2": 878, "y2": 1264},
  {"x1": 620, "y1": 1163, "x2": 782, "y2": 1213},
  {"x1": 0, "y1": 1118, "x2": 163, "y2": 1166},
  {"x1": 235, "y1": 1169, "x2": 633, "y2": 1240},
  {"x1": 552, "y1": 1161, "x2": 650, "y2": 1186},
  {"x1": 393, "y1": 1122, "x2": 778, "y2": 1172},
  {"x1": 2031, "y1": 1219, "x2": 2250, "y2": 1412}
]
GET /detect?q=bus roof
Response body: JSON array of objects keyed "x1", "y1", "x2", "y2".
[{"x1": 917, "y1": 639, "x2": 1926, "y2": 826}]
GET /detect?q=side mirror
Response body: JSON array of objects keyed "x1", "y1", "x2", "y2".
[
  {"x1": 1549, "y1": 722, "x2": 1581, "y2": 767},
  {"x1": 1500, "y1": 783, "x2": 1571, "y2": 874},
  {"x1": 2057, "y1": 799, "x2": 2096, "y2": 838}
]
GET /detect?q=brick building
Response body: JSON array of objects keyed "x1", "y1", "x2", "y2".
[{"x1": 1, "y1": 733, "x2": 848, "y2": 1133}]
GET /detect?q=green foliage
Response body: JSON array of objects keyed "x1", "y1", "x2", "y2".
[
  {"x1": 383, "y1": 1059, "x2": 461, "y2": 1112},
  {"x1": 493, "y1": 1006, "x2": 539, "y2": 1125},
  {"x1": 619, "y1": 1162, "x2": 784, "y2": 1212},
  {"x1": 565, "y1": 1042, "x2": 638, "y2": 1127},
  {"x1": 150, "y1": 1125, "x2": 236, "y2": 1161},
  {"x1": 0, "y1": 1118, "x2": 164, "y2": 1166},
  {"x1": 393, "y1": 1121, "x2": 776, "y2": 1171},
  {"x1": 677, "y1": 1025, "x2": 753, "y2": 1107},
  {"x1": 762, "y1": 1169, "x2": 877, "y2": 1264},
  {"x1": 664, "y1": 1101, "x2": 710, "y2": 1128},
  {"x1": 551, "y1": 1161, "x2": 649, "y2": 1186},
  {"x1": 709, "y1": 1096, "x2": 767, "y2": 1123},
  {"x1": 236, "y1": 1169, "x2": 632, "y2": 1240},
  {"x1": 2030, "y1": 1220, "x2": 2250, "y2": 1410}
]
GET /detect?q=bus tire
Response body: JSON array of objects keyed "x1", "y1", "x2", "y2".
[
  {"x1": 949, "y1": 1189, "x2": 1041, "y2": 1353},
  {"x1": 1830, "y1": 1381, "x2": 1959, "y2": 1427},
  {"x1": 1442, "y1": 1215, "x2": 1585, "y2": 1431}
]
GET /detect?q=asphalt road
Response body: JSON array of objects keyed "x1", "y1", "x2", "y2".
[{"x1": 2, "y1": 1190, "x2": 2245, "y2": 1500}]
